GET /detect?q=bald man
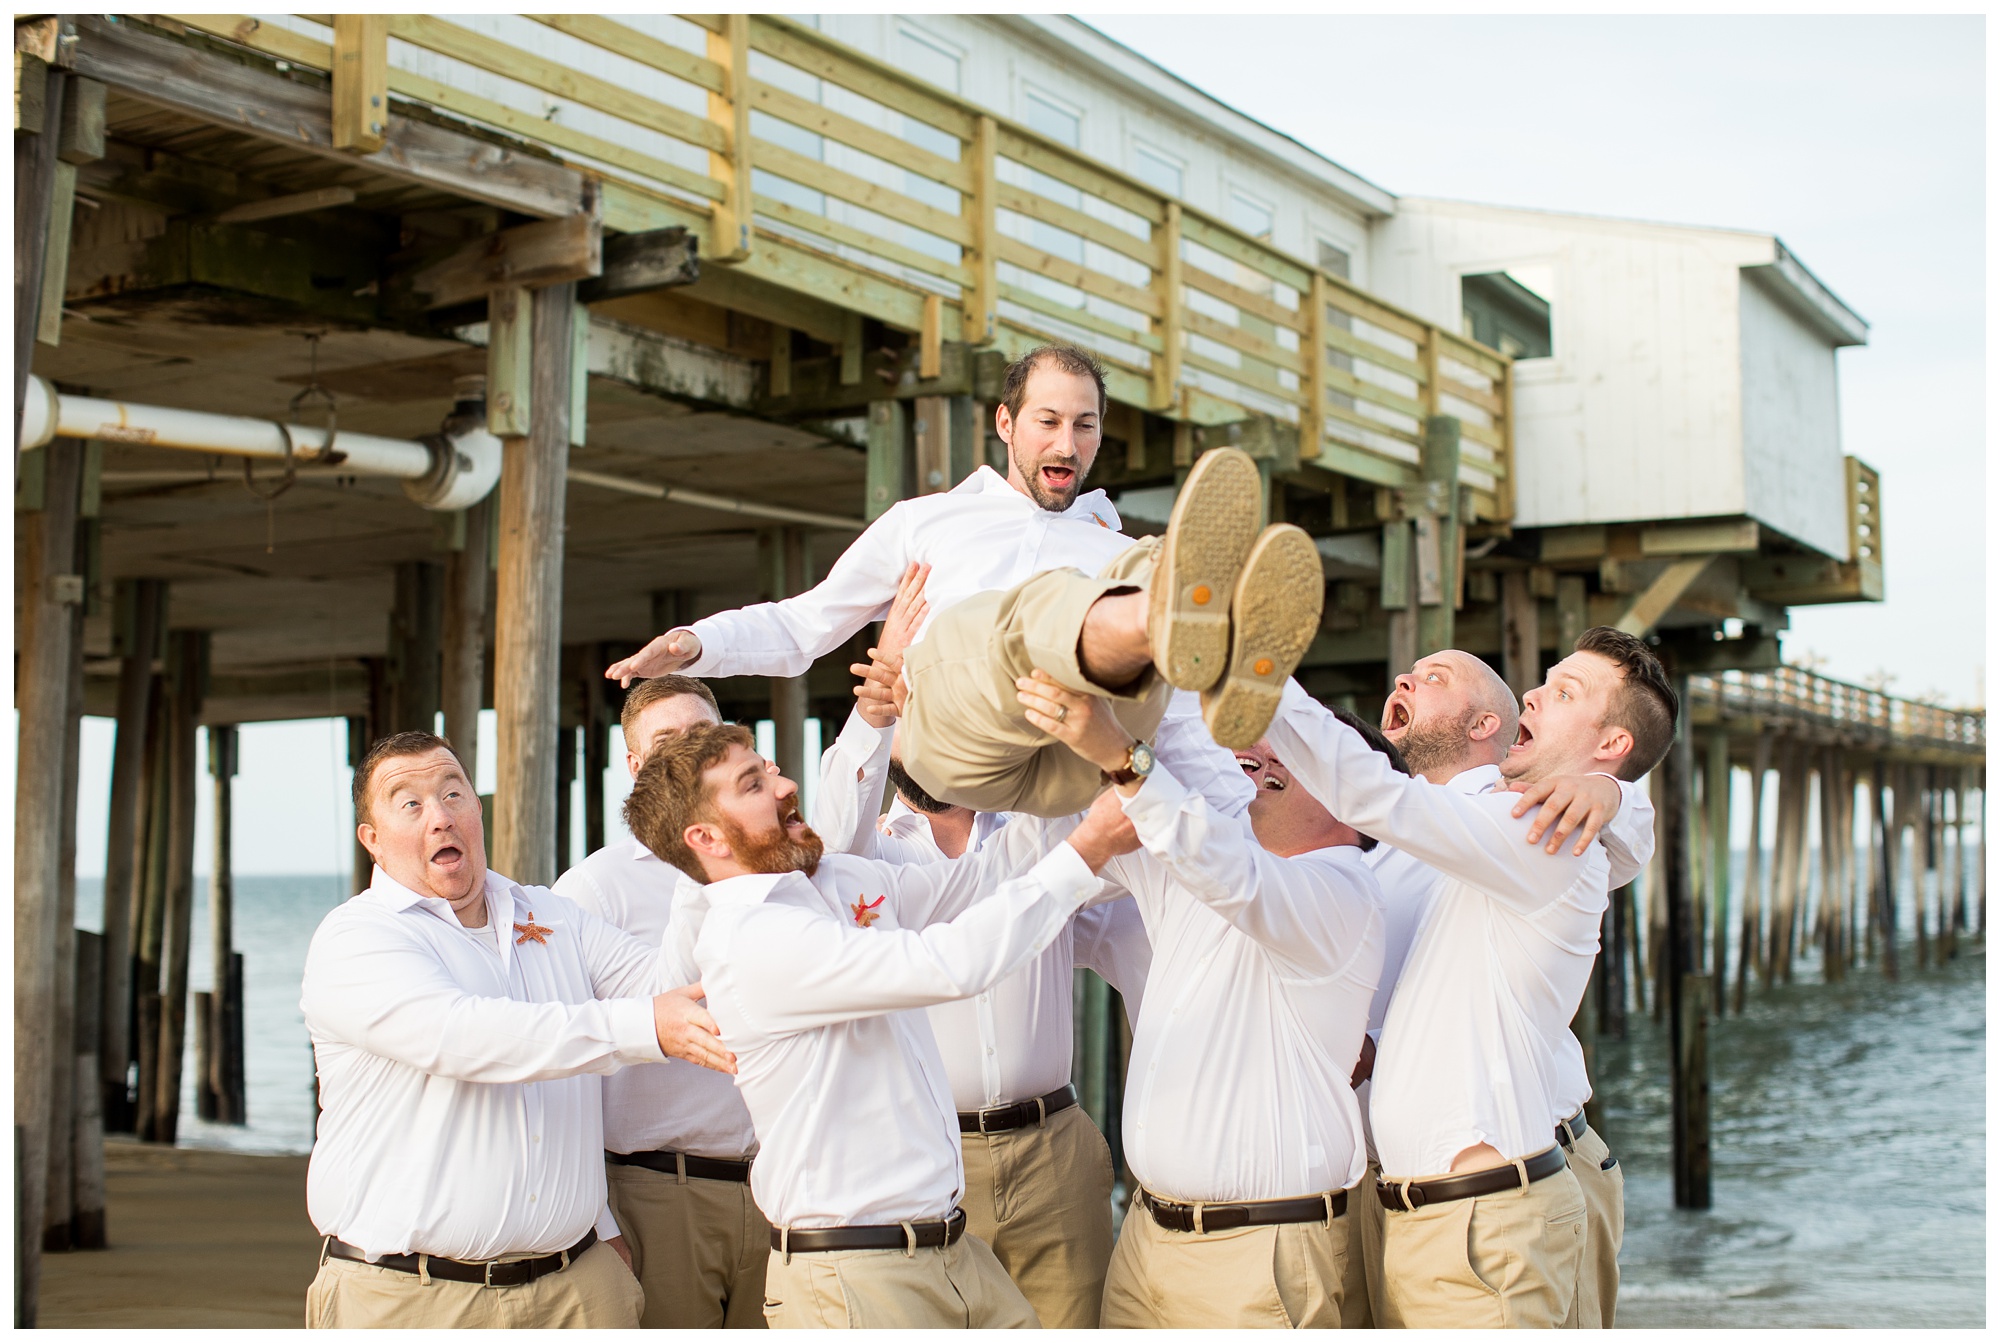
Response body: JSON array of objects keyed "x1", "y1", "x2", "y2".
[{"x1": 1347, "y1": 649, "x2": 1651, "y2": 1329}]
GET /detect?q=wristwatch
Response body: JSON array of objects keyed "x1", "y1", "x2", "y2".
[{"x1": 1105, "y1": 740, "x2": 1156, "y2": 787}]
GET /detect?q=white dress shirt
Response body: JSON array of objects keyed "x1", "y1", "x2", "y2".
[
  {"x1": 554, "y1": 841, "x2": 759, "y2": 1160},
  {"x1": 1103, "y1": 767, "x2": 1384, "y2": 1204},
  {"x1": 301, "y1": 868, "x2": 669, "y2": 1262},
  {"x1": 811, "y1": 708, "x2": 1151, "y2": 1110},
  {"x1": 1354, "y1": 765, "x2": 1655, "y2": 1164},
  {"x1": 688, "y1": 834, "x2": 1098, "y2": 1230},
  {"x1": 689, "y1": 469, "x2": 1255, "y2": 818},
  {"x1": 1265, "y1": 680, "x2": 1614, "y2": 1179}
]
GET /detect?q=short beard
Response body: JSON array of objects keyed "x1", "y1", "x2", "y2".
[
  {"x1": 1395, "y1": 706, "x2": 1478, "y2": 777},
  {"x1": 888, "y1": 757, "x2": 955, "y2": 815},
  {"x1": 719, "y1": 800, "x2": 823, "y2": 878},
  {"x1": 1011, "y1": 442, "x2": 1085, "y2": 512}
]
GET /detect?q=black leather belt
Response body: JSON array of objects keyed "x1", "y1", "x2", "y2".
[
  {"x1": 607, "y1": 1148, "x2": 753, "y2": 1183},
  {"x1": 1140, "y1": 1187, "x2": 1347, "y2": 1234},
  {"x1": 1377, "y1": 1145, "x2": 1568, "y2": 1211},
  {"x1": 770, "y1": 1208, "x2": 967, "y2": 1255},
  {"x1": 1555, "y1": 1110, "x2": 1590, "y2": 1151},
  {"x1": 322, "y1": 1230, "x2": 595, "y2": 1287},
  {"x1": 958, "y1": 1083, "x2": 1078, "y2": 1134}
]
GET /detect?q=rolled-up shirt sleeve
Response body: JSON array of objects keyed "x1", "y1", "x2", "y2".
[{"x1": 811, "y1": 708, "x2": 895, "y2": 858}]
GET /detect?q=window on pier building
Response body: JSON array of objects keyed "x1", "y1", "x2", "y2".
[
  {"x1": 1460, "y1": 270, "x2": 1553, "y2": 360},
  {"x1": 1227, "y1": 187, "x2": 1275, "y2": 241},
  {"x1": 1317, "y1": 241, "x2": 1351, "y2": 280},
  {"x1": 896, "y1": 23, "x2": 962, "y2": 93},
  {"x1": 1022, "y1": 86, "x2": 1082, "y2": 148},
  {"x1": 1132, "y1": 141, "x2": 1184, "y2": 198}
]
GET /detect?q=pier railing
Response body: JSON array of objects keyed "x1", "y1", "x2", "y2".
[
  {"x1": 162, "y1": 12, "x2": 1514, "y2": 519},
  {"x1": 1688, "y1": 665, "x2": 1984, "y2": 755}
]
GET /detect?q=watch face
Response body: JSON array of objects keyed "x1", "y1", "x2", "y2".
[{"x1": 1131, "y1": 742, "x2": 1156, "y2": 775}]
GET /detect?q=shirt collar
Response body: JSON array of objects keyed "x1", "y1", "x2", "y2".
[
  {"x1": 627, "y1": 836, "x2": 661, "y2": 863},
  {"x1": 959, "y1": 464, "x2": 1121, "y2": 530},
  {"x1": 702, "y1": 868, "x2": 814, "y2": 909},
  {"x1": 1447, "y1": 763, "x2": 1504, "y2": 795},
  {"x1": 367, "y1": 864, "x2": 520, "y2": 915}
]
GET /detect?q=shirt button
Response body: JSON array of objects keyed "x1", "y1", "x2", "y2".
[
  {"x1": 985, "y1": 1046, "x2": 995, "y2": 1056},
  {"x1": 529, "y1": 1194, "x2": 537, "y2": 1203},
  {"x1": 533, "y1": 1135, "x2": 541, "y2": 1143}
]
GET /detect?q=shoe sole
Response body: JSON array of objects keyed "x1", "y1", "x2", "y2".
[
  {"x1": 1147, "y1": 449, "x2": 1264, "y2": 692},
  {"x1": 1202, "y1": 524, "x2": 1325, "y2": 750}
]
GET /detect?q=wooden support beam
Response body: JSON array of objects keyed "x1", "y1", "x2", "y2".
[
  {"x1": 412, "y1": 212, "x2": 603, "y2": 311},
  {"x1": 35, "y1": 152, "x2": 79, "y2": 347},
  {"x1": 388, "y1": 560, "x2": 445, "y2": 734},
  {"x1": 1614, "y1": 554, "x2": 1717, "y2": 637},
  {"x1": 150, "y1": 629, "x2": 205, "y2": 1147},
  {"x1": 1706, "y1": 733, "x2": 1732, "y2": 1006},
  {"x1": 487, "y1": 286, "x2": 534, "y2": 438},
  {"x1": 1499, "y1": 570, "x2": 1539, "y2": 697},
  {"x1": 1659, "y1": 675, "x2": 1711, "y2": 1209},
  {"x1": 554, "y1": 724, "x2": 577, "y2": 876},
  {"x1": 99, "y1": 579, "x2": 162, "y2": 1134},
  {"x1": 15, "y1": 63, "x2": 65, "y2": 461},
  {"x1": 492, "y1": 285, "x2": 577, "y2": 887},
  {"x1": 332, "y1": 15, "x2": 388, "y2": 154},
  {"x1": 965, "y1": 115, "x2": 998, "y2": 345},
  {"x1": 442, "y1": 496, "x2": 493, "y2": 788},
  {"x1": 70, "y1": 930, "x2": 107, "y2": 1249},
  {"x1": 1555, "y1": 574, "x2": 1588, "y2": 653},
  {"x1": 582, "y1": 654, "x2": 609, "y2": 857},
  {"x1": 705, "y1": 15, "x2": 752, "y2": 262},
  {"x1": 43, "y1": 546, "x2": 87, "y2": 1252},
  {"x1": 1415, "y1": 415, "x2": 1461, "y2": 656},
  {"x1": 769, "y1": 324, "x2": 793, "y2": 397},
  {"x1": 913, "y1": 395, "x2": 951, "y2": 495},
  {"x1": 576, "y1": 225, "x2": 699, "y2": 304},
  {"x1": 948, "y1": 395, "x2": 980, "y2": 489},
  {"x1": 1152, "y1": 202, "x2": 1185, "y2": 411},
  {"x1": 72, "y1": 16, "x2": 588, "y2": 218},
  {"x1": 919, "y1": 293, "x2": 943, "y2": 380},
  {"x1": 840, "y1": 311, "x2": 864, "y2": 385},
  {"x1": 13, "y1": 435, "x2": 84, "y2": 1320},
  {"x1": 211, "y1": 184, "x2": 356, "y2": 224},
  {"x1": 764, "y1": 527, "x2": 811, "y2": 785},
  {"x1": 864, "y1": 399, "x2": 909, "y2": 522},
  {"x1": 206, "y1": 724, "x2": 241, "y2": 1123}
]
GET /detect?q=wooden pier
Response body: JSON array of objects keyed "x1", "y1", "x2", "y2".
[{"x1": 11, "y1": 11, "x2": 1976, "y2": 1321}]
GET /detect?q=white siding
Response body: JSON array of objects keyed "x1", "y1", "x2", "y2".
[
  {"x1": 1738, "y1": 276, "x2": 1850, "y2": 558},
  {"x1": 809, "y1": 14, "x2": 1377, "y2": 285},
  {"x1": 1371, "y1": 200, "x2": 1853, "y2": 556}
]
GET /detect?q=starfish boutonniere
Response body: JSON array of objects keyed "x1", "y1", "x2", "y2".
[{"x1": 513, "y1": 913, "x2": 553, "y2": 946}]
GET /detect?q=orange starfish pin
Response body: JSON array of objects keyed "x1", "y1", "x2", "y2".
[
  {"x1": 851, "y1": 895, "x2": 887, "y2": 928},
  {"x1": 513, "y1": 913, "x2": 553, "y2": 946}
]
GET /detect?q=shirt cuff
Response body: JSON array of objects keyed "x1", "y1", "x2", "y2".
[
  {"x1": 1038, "y1": 841, "x2": 1103, "y2": 911},
  {"x1": 834, "y1": 705, "x2": 894, "y2": 759},
  {"x1": 605, "y1": 996, "x2": 669, "y2": 1064},
  {"x1": 1116, "y1": 765, "x2": 1190, "y2": 850},
  {"x1": 594, "y1": 1204, "x2": 622, "y2": 1242}
]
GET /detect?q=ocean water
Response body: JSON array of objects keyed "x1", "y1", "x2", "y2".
[
  {"x1": 1597, "y1": 946, "x2": 1985, "y2": 1327},
  {"x1": 76, "y1": 873, "x2": 345, "y2": 1156}
]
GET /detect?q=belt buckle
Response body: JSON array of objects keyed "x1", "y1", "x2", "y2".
[
  {"x1": 482, "y1": 1259, "x2": 498, "y2": 1289},
  {"x1": 977, "y1": 1106, "x2": 996, "y2": 1135}
]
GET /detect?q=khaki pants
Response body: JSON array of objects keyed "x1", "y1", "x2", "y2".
[
  {"x1": 1562, "y1": 1127, "x2": 1623, "y2": 1329},
  {"x1": 761, "y1": 1233, "x2": 1038, "y2": 1329},
  {"x1": 1380, "y1": 1163, "x2": 1586, "y2": 1329},
  {"x1": 960, "y1": 1103, "x2": 1115, "y2": 1329},
  {"x1": 901, "y1": 540, "x2": 1168, "y2": 818},
  {"x1": 1100, "y1": 1196, "x2": 1346, "y2": 1329},
  {"x1": 306, "y1": 1239, "x2": 642, "y2": 1329},
  {"x1": 607, "y1": 1159, "x2": 770, "y2": 1328},
  {"x1": 1338, "y1": 1161, "x2": 1387, "y2": 1329}
]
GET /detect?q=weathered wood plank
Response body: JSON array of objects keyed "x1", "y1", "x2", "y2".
[
  {"x1": 412, "y1": 212, "x2": 603, "y2": 310},
  {"x1": 750, "y1": 17, "x2": 974, "y2": 142},
  {"x1": 529, "y1": 14, "x2": 726, "y2": 95},
  {"x1": 753, "y1": 139, "x2": 974, "y2": 248},
  {"x1": 965, "y1": 114, "x2": 998, "y2": 345},
  {"x1": 707, "y1": 16, "x2": 752, "y2": 262},
  {"x1": 331, "y1": 15, "x2": 386, "y2": 153},
  {"x1": 577, "y1": 226, "x2": 700, "y2": 304},
  {"x1": 752, "y1": 194, "x2": 971, "y2": 287},
  {"x1": 750, "y1": 77, "x2": 970, "y2": 192},
  {"x1": 994, "y1": 179, "x2": 1156, "y2": 269},
  {"x1": 995, "y1": 236, "x2": 1160, "y2": 319},
  {"x1": 71, "y1": 16, "x2": 587, "y2": 219}
]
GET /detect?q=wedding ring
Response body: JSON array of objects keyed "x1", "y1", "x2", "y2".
[{"x1": 1056, "y1": 706, "x2": 1068, "y2": 723}]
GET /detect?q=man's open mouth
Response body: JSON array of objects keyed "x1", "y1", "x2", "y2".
[
  {"x1": 1512, "y1": 722, "x2": 1535, "y2": 751},
  {"x1": 1039, "y1": 462, "x2": 1077, "y2": 491},
  {"x1": 1386, "y1": 699, "x2": 1412, "y2": 731},
  {"x1": 429, "y1": 845, "x2": 464, "y2": 866}
]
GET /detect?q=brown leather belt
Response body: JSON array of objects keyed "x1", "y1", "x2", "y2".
[
  {"x1": 322, "y1": 1229, "x2": 595, "y2": 1287},
  {"x1": 1555, "y1": 1110, "x2": 1590, "y2": 1151},
  {"x1": 770, "y1": 1208, "x2": 967, "y2": 1255},
  {"x1": 1377, "y1": 1145, "x2": 1568, "y2": 1211},
  {"x1": 607, "y1": 1148, "x2": 753, "y2": 1183},
  {"x1": 1140, "y1": 1187, "x2": 1347, "y2": 1234},
  {"x1": 958, "y1": 1083, "x2": 1078, "y2": 1134}
]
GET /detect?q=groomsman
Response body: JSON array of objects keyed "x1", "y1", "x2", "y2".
[
  {"x1": 557, "y1": 675, "x2": 769, "y2": 1328},
  {"x1": 302, "y1": 731, "x2": 729, "y2": 1328}
]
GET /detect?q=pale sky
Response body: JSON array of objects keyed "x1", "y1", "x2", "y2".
[
  {"x1": 44, "y1": 13, "x2": 1989, "y2": 876},
  {"x1": 1085, "y1": 12, "x2": 1986, "y2": 708}
]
